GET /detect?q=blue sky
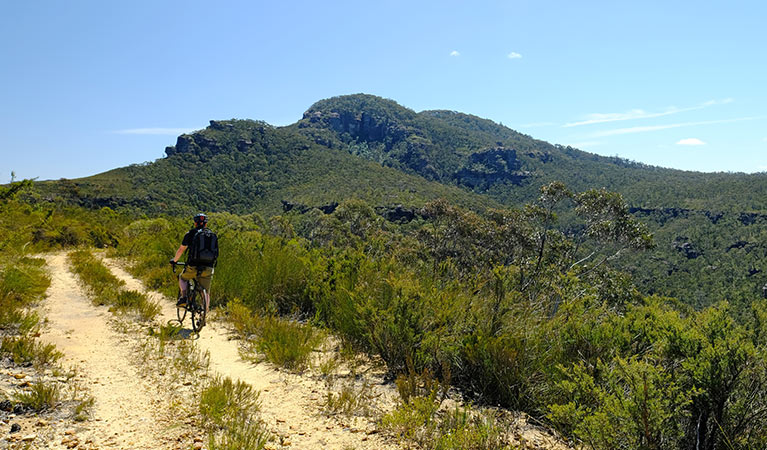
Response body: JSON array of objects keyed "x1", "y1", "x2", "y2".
[{"x1": 1, "y1": 1, "x2": 765, "y2": 183}]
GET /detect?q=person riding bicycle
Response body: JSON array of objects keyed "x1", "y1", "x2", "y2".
[{"x1": 170, "y1": 213, "x2": 218, "y2": 307}]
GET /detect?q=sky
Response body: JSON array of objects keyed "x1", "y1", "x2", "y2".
[{"x1": 1, "y1": 0, "x2": 766, "y2": 183}]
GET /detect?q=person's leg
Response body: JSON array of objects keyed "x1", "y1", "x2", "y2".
[
  {"x1": 200, "y1": 289, "x2": 210, "y2": 323},
  {"x1": 197, "y1": 267, "x2": 213, "y2": 318},
  {"x1": 178, "y1": 275, "x2": 189, "y2": 297},
  {"x1": 178, "y1": 268, "x2": 195, "y2": 305}
]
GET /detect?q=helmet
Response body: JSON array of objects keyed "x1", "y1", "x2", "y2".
[{"x1": 193, "y1": 213, "x2": 208, "y2": 227}]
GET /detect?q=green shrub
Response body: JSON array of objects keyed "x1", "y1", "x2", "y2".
[
  {"x1": 0, "y1": 258, "x2": 50, "y2": 309},
  {"x1": 249, "y1": 315, "x2": 322, "y2": 371},
  {"x1": 69, "y1": 250, "x2": 158, "y2": 320},
  {"x1": 224, "y1": 299, "x2": 259, "y2": 336},
  {"x1": 200, "y1": 377, "x2": 261, "y2": 430},
  {"x1": 321, "y1": 380, "x2": 376, "y2": 417},
  {"x1": 381, "y1": 394, "x2": 441, "y2": 442},
  {"x1": 74, "y1": 396, "x2": 95, "y2": 422},
  {"x1": 207, "y1": 417, "x2": 269, "y2": 450},
  {"x1": 382, "y1": 394, "x2": 512, "y2": 450},
  {"x1": 14, "y1": 381, "x2": 60, "y2": 411},
  {"x1": 548, "y1": 358, "x2": 690, "y2": 449},
  {"x1": 215, "y1": 233, "x2": 312, "y2": 313},
  {"x1": 200, "y1": 376, "x2": 268, "y2": 450},
  {"x1": 68, "y1": 249, "x2": 125, "y2": 302},
  {"x1": 1, "y1": 336, "x2": 62, "y2": 366},
  {"x1": 112, "y1": 290, "x2": 160, "y2": 321},
  {"x1": 0, "y1": 309, "x2": 40, "y2": 335}
]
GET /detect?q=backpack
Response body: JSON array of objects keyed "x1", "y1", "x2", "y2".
[{"x1": 188, "y1": 228, "x2": 219, "y2": 266}]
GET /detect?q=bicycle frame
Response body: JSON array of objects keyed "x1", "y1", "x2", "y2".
[{"x1": 172, "y1": 262, "x2": 210, "y2": 332}]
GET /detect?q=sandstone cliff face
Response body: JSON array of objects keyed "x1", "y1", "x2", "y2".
[
  {"x1": 300, "y1": 110, "x2": 440, "y2": 179},
  {"x1": 164, "y1": 120, "x2": 270, "y2": 158},
  {"x1": 301, "y1": 110, "x2": 409, "y2": 148}
]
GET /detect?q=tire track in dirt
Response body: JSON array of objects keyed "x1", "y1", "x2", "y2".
[
  {"x1": 38, "y1": 252, "x2": 175, "y2": 449},
  {"x1": 102, "y1": 258, "x2": 401, "y2": 450}
]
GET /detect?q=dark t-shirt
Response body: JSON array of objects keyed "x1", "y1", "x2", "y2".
[{"x1": 181, "y1": 228, "x2": 199, "y2": 247}]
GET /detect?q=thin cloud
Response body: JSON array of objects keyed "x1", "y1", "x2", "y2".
[
  {"x1": 677, "y1": 138, "x2": 706, "y2": 146},
  {"x1": 565, "y1": 99, "x2": 734, "y2": 127},
  {"x1": 450, "y1": 50, "x2": 460, "y2": 57},
  {"x1": 114, "y1": 128, "x2": 199, "y2": 135},
  {"x1": 702, "y1": 98, "x2": 734, "y2": 106},
  {"x1": 590, "y1": 116, "x2": 764, "y2": 138},
  {"x1": 507, "y1": 52, "x2": 522, "y2": 59}
]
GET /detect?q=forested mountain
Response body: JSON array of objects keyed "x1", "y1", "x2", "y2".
[
  {"x1": 36, "y1": 93, "x2": 767, "y2": 310},
  {"x1": 295, "y1": 94, "x2": 767, "y2": 211}
]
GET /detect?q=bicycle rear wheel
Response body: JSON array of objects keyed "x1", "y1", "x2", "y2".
[{"x1": 190, "y1": 290, "x2": 204, "y2": 333}]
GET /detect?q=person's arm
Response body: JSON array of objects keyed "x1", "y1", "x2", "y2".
[{"x1": 172, "y1": 245, "x2": 187, "y2": 263}]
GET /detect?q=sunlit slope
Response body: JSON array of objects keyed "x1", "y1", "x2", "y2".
[{"x1": 66, "y1": 119, "x2": 499, "y2": 215}]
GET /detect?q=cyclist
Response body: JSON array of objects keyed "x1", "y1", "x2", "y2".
[{"x1": 170, "y1": 213, "x2": 218, "y2": 309}]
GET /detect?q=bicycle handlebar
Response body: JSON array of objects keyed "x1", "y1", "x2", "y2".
[
  {"x1": 171, "y1": 261, "x2": 207, "y2": 276},
  {"x1": 171, "y1": 260, "x2": 186, "y2": 274}
]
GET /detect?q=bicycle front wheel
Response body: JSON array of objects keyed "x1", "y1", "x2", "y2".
[{"x1": 176, "y1": 291, "x2": 187, "y2": 324}]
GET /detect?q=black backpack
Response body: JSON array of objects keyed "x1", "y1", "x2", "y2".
[{"x1": 188, "y1": 228, "x2": 219, "y2": 266}]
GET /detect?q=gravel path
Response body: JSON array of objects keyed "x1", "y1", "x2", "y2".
[{"x1": 39, "y1": 252, "x2": 180, "y2": 449}]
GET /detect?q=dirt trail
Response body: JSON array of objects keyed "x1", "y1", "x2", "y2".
[
  {"x1": 38, "y1": 253, "x2": 567, "y2": 450},
  {"x1": 103, "y1": 258, "x2": 401, "y2": 450},
  {"x1": 39, "y1": 253, "x2": 178, "y2": 449}
]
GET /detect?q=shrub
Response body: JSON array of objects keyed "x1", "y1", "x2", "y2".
[
  {"x1": 112, "y1": 290, "x2": 160, "y2": 321},
  {"x1": 14, "y1": 381, "x2": 60, "y2": 411},
  {"x1": 215, "y1": 233, "x2": 312, "y2": 313},
  {"x1": 207, "y1": 417, "x2": 269, "y2": 450},
  {"x1": 1, "y1": 336, "x2": 62, "y2": 366},
  {"x1": 0, "y1": 259, "x2": 50, "y2": 306},
  {"x1": 382, "y1": 393, "x2": 512, "y2": 450},
  {"x1": 69, "y1": 250, "x2": 158, "y2": 320},
  {"x1": 321, "y1": 380, "x2": 376, "y2": 417},
  {"x1": 200, "y1": 376, "x2": 269, "y2": 450},
  {"x1": 200, "y1": 377, "x2": 261, "y2": 430},
  {"x1": 249, "y1": 315, "x2": 322, "y2": 371}
]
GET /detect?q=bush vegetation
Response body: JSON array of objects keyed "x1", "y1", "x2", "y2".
[
  {"x1": 68, "y1": 249, "x2": 160, "y2": 320},
  {"x1": 0, "y1": 180, "x2": 82, "y2": 418},
  {"x1": 200, "y1": 376, "x2": 269, "y2": 450},
  {"x1": 7, "y1": 167, "x2": 767, "y2": 449},
  {"x1": 30, "y1": 93, "x2": 767, "y2": 312},
  {"x1": 104, "y1": 183, "x2": 767, "y2": 449}
]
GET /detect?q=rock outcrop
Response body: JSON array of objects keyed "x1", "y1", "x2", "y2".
[
  {"x1": 301, "y1": 110, "x2": 409, "y2": 147},
  {"x1": 454, "y1": 147, "x2": 530, "y2": 189}
]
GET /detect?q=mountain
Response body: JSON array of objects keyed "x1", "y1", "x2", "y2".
[
  {"x1": 36, "y1": 93, "x2": 767, "y2": 310},
  {"x1": 45, "y1": 93, "x2": 767, "y2": 215},
  {"x1": 45, "y1": 116, "x2": 500, "y2": 216},
  {"x1": 295, "y1": 94, "x2": 767, "y2": 212}
]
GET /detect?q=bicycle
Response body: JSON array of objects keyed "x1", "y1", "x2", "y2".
[{"x1": 171, "y1": 262, "x2": 209, "y2": 333}]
